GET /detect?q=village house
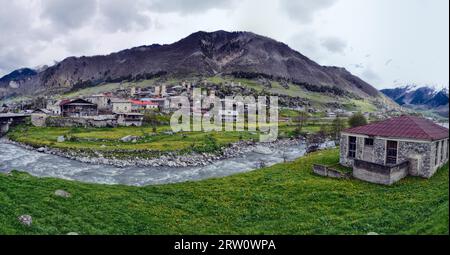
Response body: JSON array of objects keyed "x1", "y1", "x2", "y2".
[
  {"x1": 60, "y1": 99, "x2": 98, "y2": 117},
  {"x1": 116, "y1": 112, "x2": 144, "y2": 126},
  {"x1": 140, "y1": 98, "x2": 170, "y2": 111},
  {"x1": 340, "y1": 116, "x2": 449, "y2": 185},
  {"x1": 111, "y1": 98, "x2": 132, "y2": 113},
  {"x1": 31, "y1": 109, "x2": 52, "y2": 127},
  {"x1": 46, "y1": 99, "x2": 62, "y2": 115},
  {"x1": 86, "y1": 93, "x2": 112, "y2": 111},
  {"x1": 130, "y1": 99, "x2": 159, "y2": 112}
]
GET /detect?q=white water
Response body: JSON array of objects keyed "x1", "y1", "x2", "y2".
[{"x1": 0, "y1": 142, "x2": 310, "y2": 186}]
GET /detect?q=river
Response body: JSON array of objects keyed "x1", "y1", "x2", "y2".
[{"x1": 0, "y1": 142, "x2": 312, "y2": 186}]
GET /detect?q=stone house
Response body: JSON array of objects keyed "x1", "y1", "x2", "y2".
[
  {"x1": 130, "y1": 99, "x2": 159, "y2": 112},
  {"x1": 116, "y1": 113, "x2": 144, "y2": 126},
  {"x1": 31, "y1": 109, "x2": 52, "y2": 127},
  {"x1": 61, "y1": 99, "x2": 98, "y2": 117},
  {"x1": 111, "y1": 98, "x2": 132, "y2": 113},
  {"x1": 46, "y1": 99, "x2": 62, "y2": 115},
  {"x1": 140, "y1": 98, "x2": 170, "y2": 110},
  {"x1": 340, "y1": 116, "x2": 449, "y2": 185},
  {"x1": 86, "y1": 94, "x2": 112, "y2": 111}
]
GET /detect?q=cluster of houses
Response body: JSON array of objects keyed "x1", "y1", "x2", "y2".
[
  {"x1": 31, "y1": 85, "x2": 177, "y2": 128},
  {"x1": 30, "y1": 83, "x2": 243, "y2": 128}
]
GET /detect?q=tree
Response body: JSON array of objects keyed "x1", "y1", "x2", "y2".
[
  {"x1": 331, "y1": 117, "x2": 345, "y2": 141},
  {"x1": 292, "y1": 111, "x2": 309, "y2": 136},
  {"x1": 348, "y1": 112, "x2": 368, "y2": 128},
  {"x1": 143, "y1": 110, "x2": 158, "y2": 132}
]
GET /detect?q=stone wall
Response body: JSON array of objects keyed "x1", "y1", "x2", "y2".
[
  {"x1": 313, "y1": 164, "x2": 351, "y2": 179},
  {"x1": 429, "y1": 139, "x2": 449, "y2": 178},
  {"x1": 372, "y1": 138, "x2": 386, "y2": 165},
  {"x1": 46, "y1": 117, "x2": 117, "y2": 128},
  {"x1": 353, "y1": 159, "x2": 409, "y2": 185},
  {"x1": 31, "y1": 114, "x2": 48, "y2": 127},
  {"x1": 339, "y1": 135, "x2": 350, "y2": 167},
  {"x1": 398, "y1": 141, "x2": 432, "y2": 178},
  {"x1": 340, "y1": 134, "x2": 386, "y2": 166}
]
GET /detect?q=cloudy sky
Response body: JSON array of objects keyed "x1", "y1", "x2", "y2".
[{"x1": 0, "y1": 0, "x2": 448, "y2": 89}]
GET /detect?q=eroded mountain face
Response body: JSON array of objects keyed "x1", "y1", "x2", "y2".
[{"x1": 0, "y1": 30, "x2": 381, "y2": 100}]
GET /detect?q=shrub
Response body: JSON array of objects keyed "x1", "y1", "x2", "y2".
[{"x1": 348, "y1": 112, "x2": 368, "y2": 128}]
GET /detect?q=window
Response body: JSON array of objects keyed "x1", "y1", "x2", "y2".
[
  {"x1": 348, "y1": 136, "x2": 357, "y2": 158},
  {"x1": 386, "y1": 141, "x2": 398, "y2": 165},
  {"x1": 365, "y1": 138, "x2": 374, "y2": 146},
  {"x1": 441, "y1": 141, "x2": 445, "y2": 163},
  {"x1": 435, "y1": 142, "x2": 439, "y2": 166}
]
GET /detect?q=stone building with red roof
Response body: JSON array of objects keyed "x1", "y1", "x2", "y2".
[{"x1": 340, "y1": 115, "x2": 449, "y2": 185}]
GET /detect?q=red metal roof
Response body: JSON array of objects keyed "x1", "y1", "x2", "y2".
[
  {"x1": 130, "y1": 99, "x2": 158, "y2": 106},
  {"x1": 344, "y1": 115, "x2": 449, "y2": 141}
]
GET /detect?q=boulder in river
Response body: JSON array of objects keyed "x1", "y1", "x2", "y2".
[{"x1": 253, "y1": 146, "x2": 273, "y2": 155}]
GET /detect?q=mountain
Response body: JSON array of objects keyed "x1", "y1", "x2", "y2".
[
  {"x1": 0, "y1": 68, "x2": 37, "y2": 84},
  {"x1": 0, "y1": 30, "x2": 381, "y2": 100},
  {"x1": 381, "y1": 85, "x2": 449, "y2": 117}
]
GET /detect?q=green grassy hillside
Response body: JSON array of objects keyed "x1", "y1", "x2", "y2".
[
  {"x1": 0, "y1": 149, "x2": 447, "y2": 235},
  {"x1": 55, "y1": 76, "x2": 386, "y2": 112}
]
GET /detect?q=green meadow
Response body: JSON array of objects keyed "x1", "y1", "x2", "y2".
[{"x1": 0, "y1": 149, "x2": 448, "y2": 235}]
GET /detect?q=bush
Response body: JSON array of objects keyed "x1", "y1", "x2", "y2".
[
  {"x1": 348, "y1": 112, "x2": 368, "y2": 128},
  {"x1": 193, "y1": 135, "x2": 220, "y2": 153}
]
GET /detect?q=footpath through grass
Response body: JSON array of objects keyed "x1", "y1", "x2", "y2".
[{"x1": 0, "y1": 149, "x2": 448, "y2": 235}]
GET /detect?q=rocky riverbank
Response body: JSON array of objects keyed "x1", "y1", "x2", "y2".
[{"x1": 1, "y1": 137, "x2": 305, "y2": 168}]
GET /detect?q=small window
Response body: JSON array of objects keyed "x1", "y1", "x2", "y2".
[
  {"x1": 365, "y1": 138, "x2": 374, "y2": 146},
  {"x1": 441, "y1": 141, "x2": 445, "y2": 163},
  {"x1": 348, "y1": 136, "x2": 357, "y2": 158},
  {"x1": 435, "y1": 142, "x2": 439, "y2": 166},
  {"x1": 386, "y1": 141, "x2": 398, "y2": 165}
]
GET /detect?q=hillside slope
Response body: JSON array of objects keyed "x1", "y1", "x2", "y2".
[{"x1": 1, "y1": 31, "x2": 381, "y2": 100}]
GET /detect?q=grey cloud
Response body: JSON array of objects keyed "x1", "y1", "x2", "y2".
[
  {"x1": 279, "y1": 0, "x2": 337, "y2": 24},
  {"x1": 0, "y1": 49, "x2": 29, "y2": 75},
  {"x1": 41, "y1": 0, "x2": 97, "y2": 30},
  {"x1": 321, "y1": 37, "x2": 347, "y2": 54},
  {"x1": 0, "y1": 1, "x2": 45, "y2": 74},
  {"x1": 362, "y1": 67, "x2": 381, "y2": 83},
  {"x1": 97, "y1": 0, "x2": 152, "y2": 32},
  {"x1": 289, "y1": 31, "x2": 321, "y2": 60},
  {"x1": 150, "y1": 0, "x2": 234, "y2": 14}
]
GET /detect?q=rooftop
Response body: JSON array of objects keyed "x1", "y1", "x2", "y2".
[{"x1": 344, "y1": 115, "x2": 449, "y2": 141}]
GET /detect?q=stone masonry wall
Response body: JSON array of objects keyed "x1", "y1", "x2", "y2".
[
  {"x1": 339, "y1": 135, "x2": 350, "y2": 167},
  {"x1": 398, "y1": 141, "x2": 431, "y2": 178},
  {"x1": 46, "y1": 117, "x2": 117, "y2": 128},
  {"x1": 373, "y1": 138, "x2": 386, "y2": 165}
]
